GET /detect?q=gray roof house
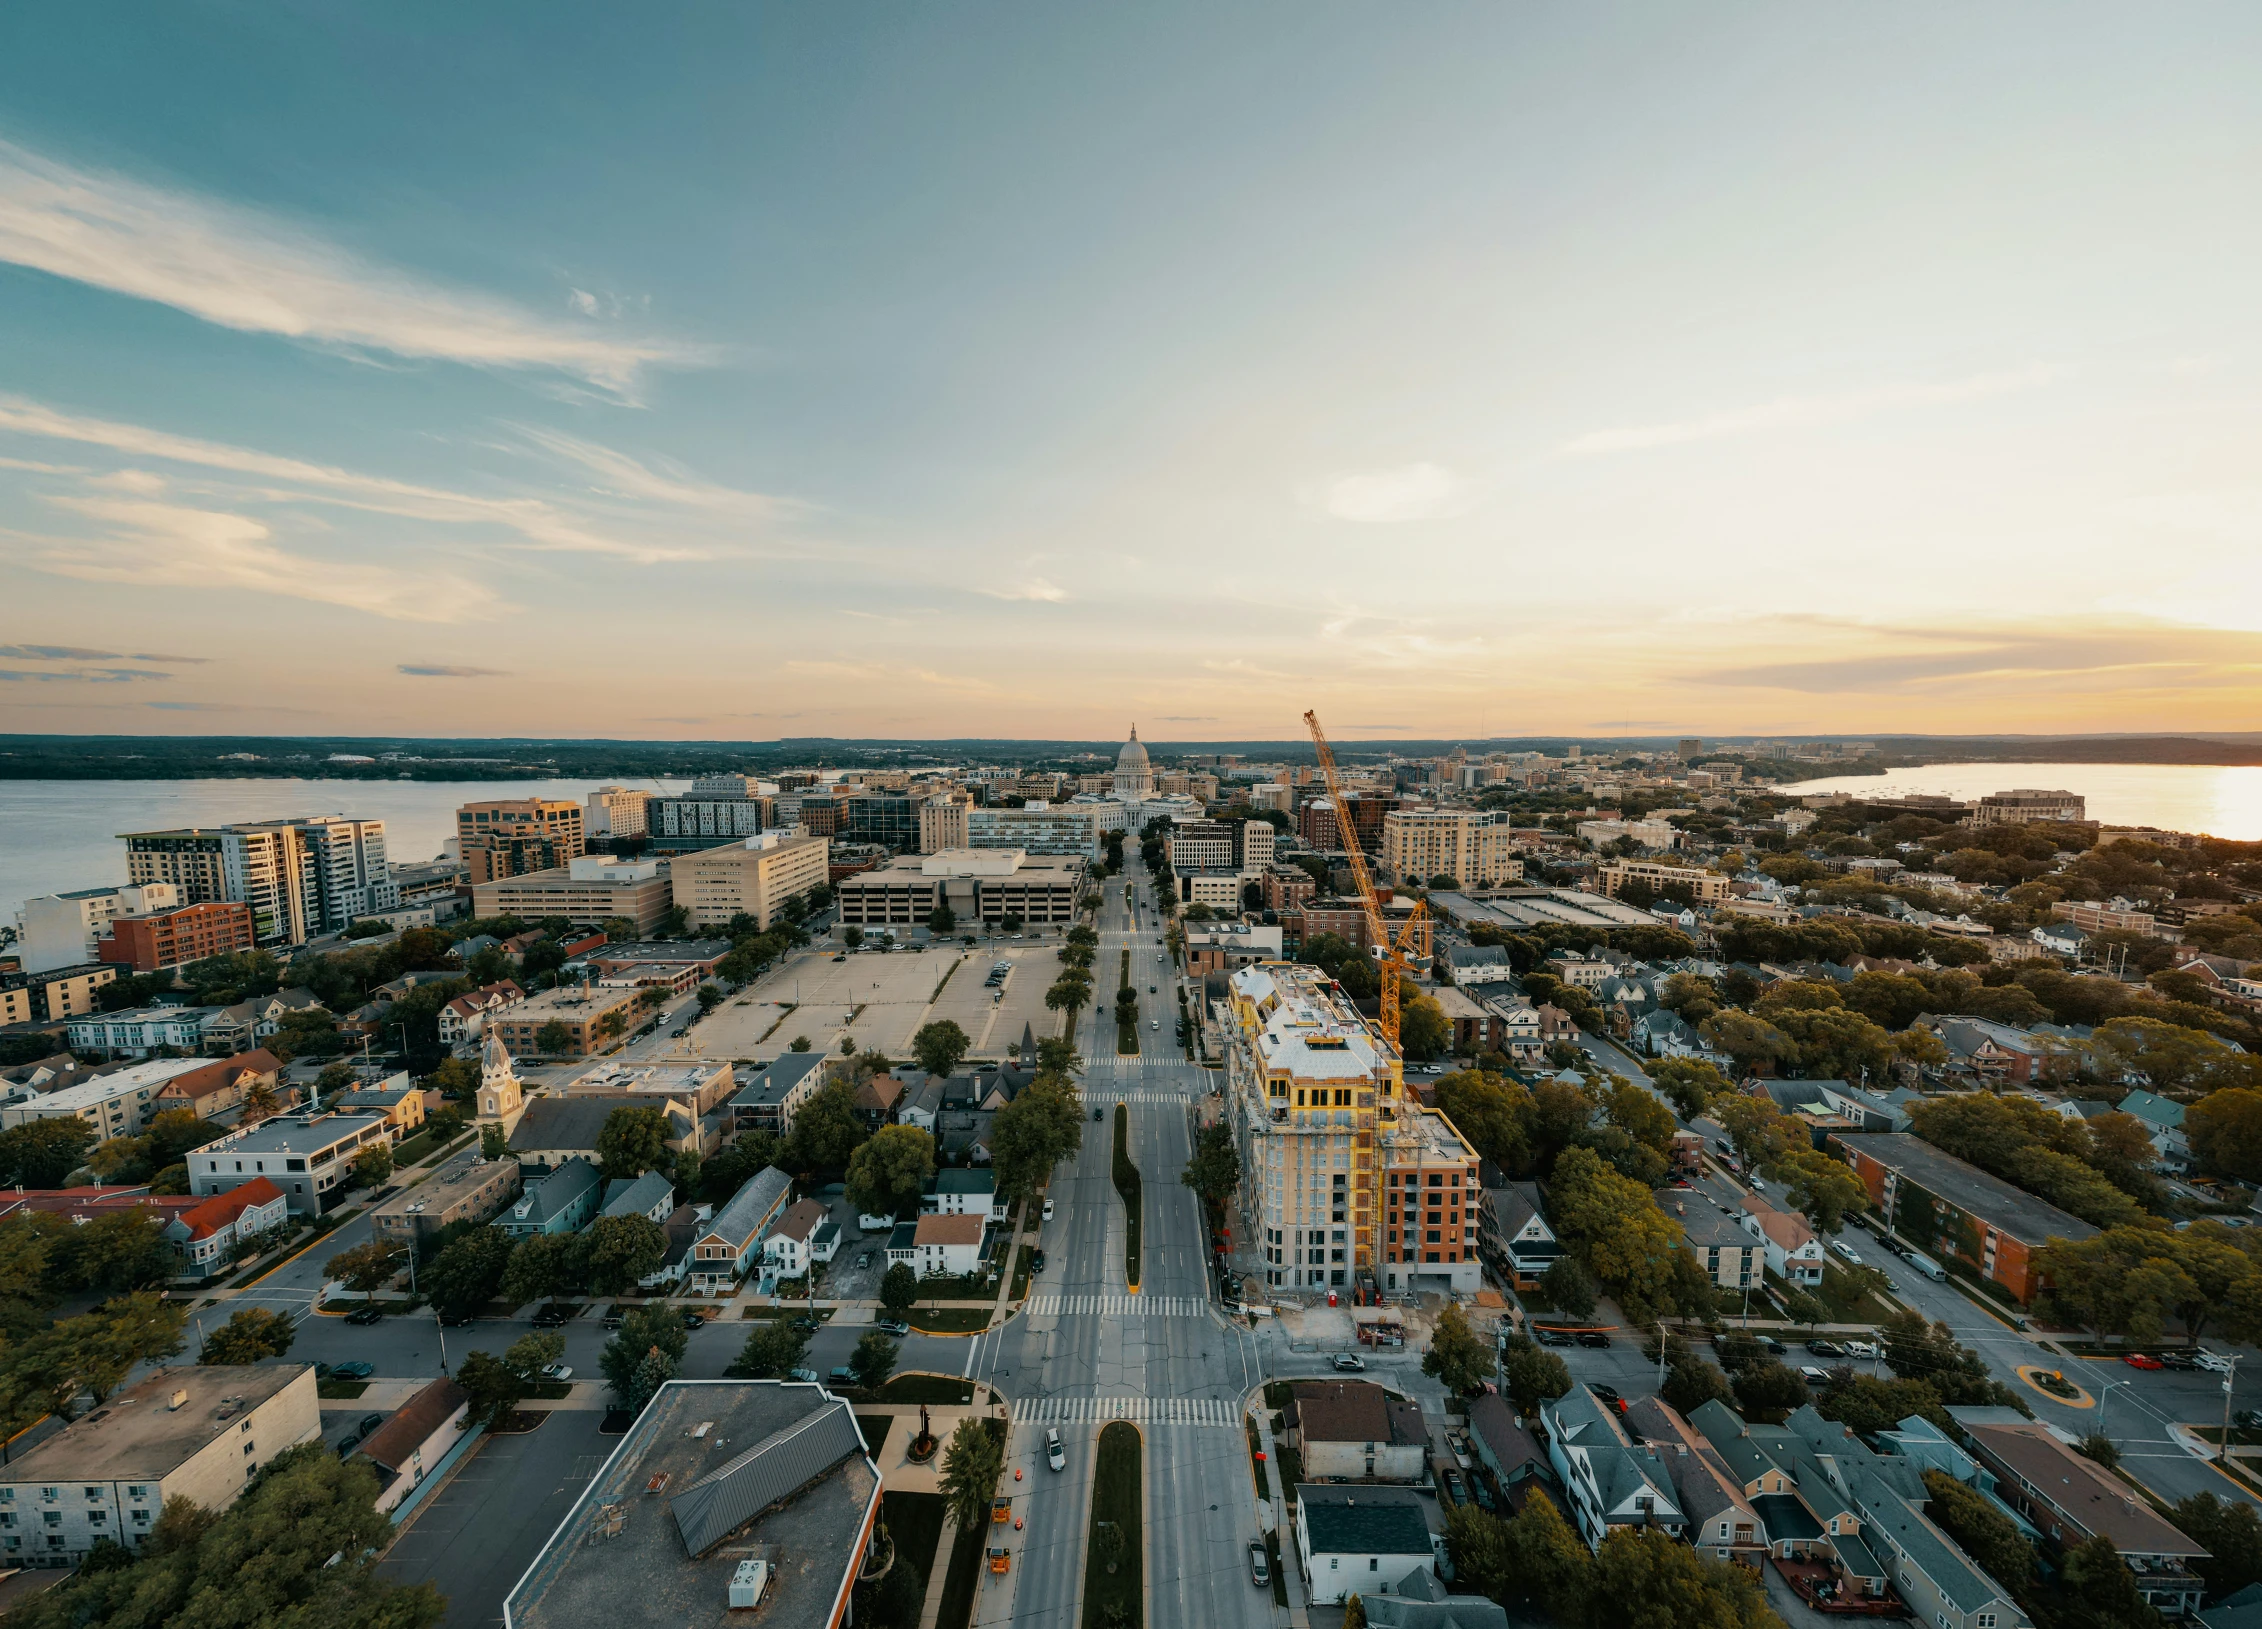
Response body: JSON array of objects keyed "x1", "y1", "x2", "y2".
[
  {"x1": 1626, "y1": 1396, "x2": 1765, "y2": 1562},
  {"x1": 1539, "y1": 1385, "x2": 1684, "y2": 1551},
  {"x1": 498, "y1": 1157, "x2": 605, "y2": 1238},
  {"x1": 727, "y1": 1051, "x2": 830, "y2": 1137},
  {"x1": 1360, "y1": 1567, "x2": 1509, "y2": 1629},
  {"x1": 1478, "y1": 1179, "x2": 1559, "y2": 1286},
  {"x1": 1294, "y1": 1484, "x2": 1437, "y2": 1607},
  {"x1": 600, "y1": 1170, "x2": 677, "y2": 1225}
]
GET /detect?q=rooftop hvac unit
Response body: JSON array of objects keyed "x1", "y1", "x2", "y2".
[{"x1": 729, "y1": 1558, "x2": 769, "y2": 1609}]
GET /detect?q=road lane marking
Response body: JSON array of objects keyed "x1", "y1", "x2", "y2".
[
  {"x1": 1025, "y1": 1294, "x2": 1206, "y2": 1317},
  {"x1": 1014, "y1": 1397, "x2": 1239, "y2": 1426}
]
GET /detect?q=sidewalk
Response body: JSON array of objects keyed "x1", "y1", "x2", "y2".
[{"x1": 1251, "y1": 1391, "x2": 1311, "y2": 1628}]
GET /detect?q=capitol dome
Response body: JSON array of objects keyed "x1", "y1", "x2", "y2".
[{"x1": 1113, "y1": 725, "x2": 1154, "y2": 800}]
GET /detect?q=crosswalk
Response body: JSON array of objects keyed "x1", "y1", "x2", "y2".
[
  {"x1": 1014, "y1": 1396, "x2": 1241, "y2": 1427},
  {"x1": 1083, "y1": 1088, "x2": 1199, "y2": 1104},
  {"x1": 1023, "y1": 1294, "x2": 1208, "y2": 1317}
]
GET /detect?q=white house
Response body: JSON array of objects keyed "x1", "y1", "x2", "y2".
[
  {"x1": 437, "y1": 981, "x2": 525, "y2": 1047},
  {"x1": 1293, "y1": 1485, "x2": 1437, "y2": 1605},
  {"x1": 909, "y1": 1213, "x2": 985, "y2": 1277},
  {"x1": 166, "y1": 1177, "x2": 290, "y2": 1275},
  {"x1": 1539, "y1": 1386, "x2": 1685, "y2": 1551},
  {"x1": 2030, "y1": 921, "x2": 2088, "y2": 958},
  {"x1": 925, "y1": 1168, "x2": 1009, "y2": 1221},
  {"x1": 762, "y1": 1198, "x2": 842, "y2": 1277},
  {"x1": 1739, "y1": 1195, "x2": 1826, "y2": 1286}
]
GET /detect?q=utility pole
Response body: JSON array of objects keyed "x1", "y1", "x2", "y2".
[
  {"x1": 2223, "y1": 1357, "x2": 2240, "y2": 1462},
  {"x1": 1657, "y1": 1322, "x2": 1669, "y2": 1390}
]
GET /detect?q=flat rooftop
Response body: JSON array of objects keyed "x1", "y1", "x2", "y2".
[
  {"x1": 503, "y1": 1380, "x2": 877, "y2": 1629},
  {"x1": 1833, "y1": 1132, "x2": 2100, "y2": 1247},
  {"x1": 2, "y1": 1364, "x2": 311, "y2": 1484},
  {"x1": 1238, "y1": 963, "x2": 1391, "y2": 1080},
  {"x1": 207, "y1": 1110, "x2": 387, "y2": 1155}
]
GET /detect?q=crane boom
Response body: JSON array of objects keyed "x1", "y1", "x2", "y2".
[{"x1": 1303, "y1": 709, "x2": 1429, "y2": 1053}]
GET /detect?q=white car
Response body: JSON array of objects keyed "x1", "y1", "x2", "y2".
[
  {"x1": 1800, "y1": 1365, "x2": 1829, "y2": 1386},
  {"x1": 2197, "y1": 1351, "x2": 2236, "y2": 1374},
  {"x1": 1830, "y1": 1239, "x2": 1862, "y2": 1265},
  {"x1": 1046, "y1": 1427, "x2": 1065, "y2": 1471},
  {"x1": 541, "y1": 1363, "x2": 573, "y2": 1382},
  {"x1": 1841, "y1": 1340, "x2": 1881, "y2": 1359},
  {"x1": 1042, "y1": 1198, "x2": 1055, "y2": 1222}
]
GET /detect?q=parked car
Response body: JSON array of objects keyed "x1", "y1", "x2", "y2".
[
  {"x1": 829, "y1": 1366, "x2": 857, "y2": 1383},
  {"x1": 2124, "y1": 1353, "x2": 2166, "y2": 1371},
  {"x1": 343, "y1": 1307, "x2": 384, "y2": 1326},
  {"x1": 855, "y1": 1252, "x2": 873, "y2": 1270},
  {"x1": 1587, "y1": 1383, "x2": 1625, "y2": 1414},
  {"x1": 1842, "y1": 1340, "x2": 1882, "y2": 1359},
  {"x1": 359, "y1": 1412, "x2": 384, "y2": 1435},
  {"x1": 1806, "y1": 1340, "x2": 1845, "y2": 1358},
  {"x1": 1248, "y1": 1540, "x2": 1270, "y2": 1588},
  {"x1": 1757, "y1": 1336, "x2": 1787, "y2": 1355},
  {"x1": 788, "y1": 1367, "x2": 818, "y2": 1383},
  {"x1": 681, "y1": 1309, "x2": 707, "y2": 1330},
  {"x1": 1533, "y1": 1328, "x2": 1574, "y2": 1347},
  {"x1": 439, "y1": 1311, "x2": 475, "y2": 1328},
  {"x1": 1800, "y1": 1366, "x2": 1829, "y2": 1386},
  {"x1": 332, "y1": 1361, "x2": 375, "y2": 1380},
  {"x1": 1332, "y1": 1354, "x2": 1366, "y2": 1372},
  {"x1": 531, "y1": 1308, "x2": 569, "y2": 1328},
  {"x1": 878, "y1": 1319, "x2": 912, "y2": 1337},
  {"x1": 1442, "y1": 1468, "x2": 1467, "y2": 1504},
  {"x1": 1032, "y1": 1250, "x2": 1046, "y2": 1273},
  {"x1": 791, "y1": 1315, "x2": 822, "y2": 1333},
  {"x1": 1574, "y1": 1330, "x2": 1611, "y2": 1348},
  {"x1": 1830, "y1": 1239, "x2": 1863, "y2": 1265},
  {"x1": 601, "y1": 1312, "x2": 626, "y2": 1329},
  {"x1": 1043, "y1": 1199, "x2": 1055, "y2": 1222},
  {"x1": 2197, "y1": 1351, "x2": 2236, "y2": 1374},
  {"x1": 540, "y1": 1363, "x2": 572, "y2": 1382},
  {"x1": 2158, "y1": 1350, "x2": 2201, "y2": 1370},
  {"x1": 1047, "y1": 1428, "x2": 1065, "y2": 1472}
]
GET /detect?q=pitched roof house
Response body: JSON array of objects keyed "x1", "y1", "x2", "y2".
[
  {"x1": 1539, "y1": 1385, "x2": 1684, "y2": 1551},
  {"x1": 688, "y1": 1166, "x2": 793, "y2": 1290}
]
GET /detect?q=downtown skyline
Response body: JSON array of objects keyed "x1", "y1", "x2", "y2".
[{"x1": 5, "y1": 5, "x2": 2262, "y2": 741}]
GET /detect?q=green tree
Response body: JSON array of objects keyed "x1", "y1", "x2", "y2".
[
  {"x1": 911, "y1": 1020, "x2": 972, "y2": 1078},
  {"x1": 1698, "y1": 1011, "x2": 1796, "y2": 1075},
  {"x1": 582, "y1": 1214, "x2": 668, "y2": 1295},
  {"x1": 1444, "y1": 1503, "x2": 1516, "y2": 1603},
  {"x1": 499, "y1": 1231, "x2": 585, "y2": 1305},
  {"x1": 1547, "y1": 1146, "x2": 1685, "y2": 1320},
  {"x1": 350, "y1": 1140, "x2": 393, "y2": 1188},
  {"x1": 1817, "y1": 1373, "x2": 1949, "y2": 1435},
  {"x1": 0, "y1": 1118, "x2": 97, "y2": 1187},
  {"x1": 1398, "y1": 985, "x2": 1451, "y2": 1064},
  {"x1": 850, "y1": 1329, "x2": 899, "y2": 1390},
  {"x1": 1661, "y1": 1354, "x2": 1736, "y2": 1416},
  {"x1": 456, "y1": 1348, "x2": 531, "y2": 1429},
  {"x1": 324, "y1": 1237, "x2": 406, "y2": 1294},
  {"x1": 1730, "y1": 1359, "x2": 1810, "y2": 1423},
  {"x1": 480, "y1": 1122, "x2": 510, "y2": 1160},
  {"x1": 1422, "y1": 1303, "x2": 1495, "y2": 1394},
  {"x1": 595, "y1": 1103, "x2": 672, "y2": 1178},
  {"x1": 784, "y1": 1079, "x2": 869, "y2": 1174},
  {"x1": 789, "y1": 1034, "x2": 813, "y2": 1052},
  {"x1": 846, "y1": 1125, "x2": 937, "y2": 1219},
  {"x1": 1499, "y1": 1331, "x2": 1572, "y2": 1416},
  {"x1": 505, "y1": 1329, "x2": 565, "y2": 1382},
  {"x1": 51, "y1": 1211, "x2": 178, "y2": 1293},
  {"x1": 2170, "y1": 1492, "x2": 2262, "y2": 1604},
  {"x1": 5, "y1": 1293, "x2": 188, "y2": 1424},
  {"x1": 599, "y1": 1305, "x2": 690, "y2": 1407},
  {"x1": 1503, "y1": 1489, "x2": 1593, "y2": 1622},
  {"x1": 937, "y1": 1416, "x2": 1004, "y2": 1529},
  {"x1": 199, "y1": 1307, "x2": 297, "y2": 1365},
  {"x1": 1649, "y1": 1057, "x2": 1731, "y2": 1120},
  {"x1": 926, "y1": 903, "x2": 956, "y2": 935},
  {"x1": 2058, "y1": 1534, "x2": 2165, "y2": 1629},
  {"x1": 728, "y1": 1319, "x2": 810, "y2": 1379},
  {"x1": 1922, "y1": 1469, "x2": 2036, "y2": 1596},
  {"x1": 2189, "y1": 1089, "x2": 2262, "y2": 1182},
  {"x1": 880, "y1": 1262, "x2": 919, "y2": 1316},
  {"x1": 1775, "y1": 1150, "x2": 1868, "y2": 1234},
  {"x1": 990, "y1": 1076, "x2": 1086, "y2": 1203},
  {"x1": 1180, "y1": 1122, "x2": 1241, "y2": 1210},
  {"x1": 1, "y1": 1442, "x2": 444, "y2": 1629},
  {"x1": 1434, "y1": 1070, "x2": 1536, "y2": 1175},
  {"x1": 1590, "y1": 1527, "x2": 1776, "y2": 1629},
  {"x1": 1540, "y1": 1256, "x2": 1598, "y2": 1320},
  {"x1": 422, "y1": 1226, "x2": 516, "y2": 1316},
  {"x1": 534, "y1": 1019, "x2": 573, "y2": 1055}
]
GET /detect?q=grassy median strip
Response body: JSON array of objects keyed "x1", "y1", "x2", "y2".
[
  {"x1": 1081, "y1": 1420, "x2": 1143, "y2": 1629},
  {"x1": 1113, "y1": 1102, "x2": 1142, "y2": 1291},
  {"x1": 1115, "y1": 948, "x2": 1137, "y2": 1054},
  {"x1": 1244, "y1": 1415, "x2": 1270, "y2": 1501}
]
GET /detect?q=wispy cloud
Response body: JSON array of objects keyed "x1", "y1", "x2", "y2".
[
  {"x1": 980, "y1": 578, "x2": 1069, "y2": 603},
  {"x1": 0, "y1": 141, "x2": 704, "y2": 398},
  {"x1": 511, "y1": 424, "x2": 790, "y2": 520},
  {"x1": 23, "y1": 495, "x2": 501, "y2": 624},
  {"x1": 0, "y1": 665, "x2": 169, "y2": 683},
  {"x1": 1557, "y1": 365, "x2": 2069, "y2": 457},
  {"x1": 1695, "y1": 621, "x2": 2262, "y2": 694},
  {"x1": 0, "y1": 394, "x2": 709, "y2": 563},
  {"x1": 1306, "y1": 462, "x2": 1473, "y2": 524},
  {"x1": 0, "y1": 643, "x2": 206, "y2": 663},
  {"x1": 1201, "y1": 658, "x2": 1300, "y2": 682},
  {"x1": 398, "y1": 664, "x2": 507, "y2": 678}
]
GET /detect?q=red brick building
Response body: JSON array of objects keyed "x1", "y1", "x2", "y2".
[
  {"x1": 97, "y1": 900, "x2": 256, "y2": 971},
  {"x1": 1830, "y1": 1131, "x2": 2098, "y2": 1304}
]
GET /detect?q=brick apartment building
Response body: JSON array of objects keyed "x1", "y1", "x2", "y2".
[
  {"x1": 97, "y1": 901, "x2": 257, "y2": 972},
  {"x1": 1831, "y1": 1132, "x2": 2098, "y2": 1303}
]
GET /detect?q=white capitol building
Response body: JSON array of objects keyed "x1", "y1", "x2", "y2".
[{"x1": 1067, "y1": 726, "x2": 1200, "y2": 831}]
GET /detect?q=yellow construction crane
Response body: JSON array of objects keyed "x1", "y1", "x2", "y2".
[{"x1": 1303, "y1": 709, "x2": 1430, "y2": 1052}]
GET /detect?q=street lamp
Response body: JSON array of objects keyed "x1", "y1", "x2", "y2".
[{"x1": 2097, "y1": 1379, "x2": 2130, "y2": 1438}]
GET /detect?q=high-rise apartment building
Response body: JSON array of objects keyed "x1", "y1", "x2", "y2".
[
  {"x1": 1381, "y1": 809, "x2": 1521, "y2": 888},
  {"x1": 1222, "y1": 960, "x2": 1478, "y2": 1295},
  {"x1": 1298, "y1": 792, "x2": 1390, "y2": 855},
  {"x1": 16, "y1": 884, "x2": 179, "y2": 974},
  {"x1": 121, "y1": 818, "x2": 395, "y2": 946},
  {"x1": 585, "y1": 786, "x2": 653, "y2": 839},
  {"x1": 458, "y1": 799, "x2": 585, "y2": 884},
  {"x1": 918, "y1": 793, "x2": 973, "y2": 854},
  {"x1": 646, "y1": 795, "x2": 773, "y2": 846}
]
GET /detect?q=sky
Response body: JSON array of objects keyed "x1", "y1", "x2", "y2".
[{"x1": 3, "y1": 4, "x2": 2262, "y2": 743}]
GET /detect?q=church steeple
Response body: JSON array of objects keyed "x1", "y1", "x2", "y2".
[{"x1": 477, "y1": 1028, "x2": 523, "y2": 1128}]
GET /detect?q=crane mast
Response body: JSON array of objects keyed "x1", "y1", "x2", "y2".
[{"x1": 1302, "y1": 709, "x2": 1429, "y2": 1055}]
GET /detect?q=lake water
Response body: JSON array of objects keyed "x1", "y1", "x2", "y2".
[
  {"x1": 0, "y1": 777, "x2": 691, "y2": 922},
  {"x1": 1778, "y1": 762, "x2": 2262, "y2": 841}
]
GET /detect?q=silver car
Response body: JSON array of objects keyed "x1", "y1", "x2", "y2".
[{"x1": 1046, "y1": 1427, "x2": 1065, "y2": 1471}]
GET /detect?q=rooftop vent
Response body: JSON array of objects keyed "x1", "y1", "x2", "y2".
[
  {"x1": 168, "y1": 1389, "x2": 190, "y2": 1411},
  {"x1": 729, "y1": 1558, "x2": 769, "y2": 1609}
]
